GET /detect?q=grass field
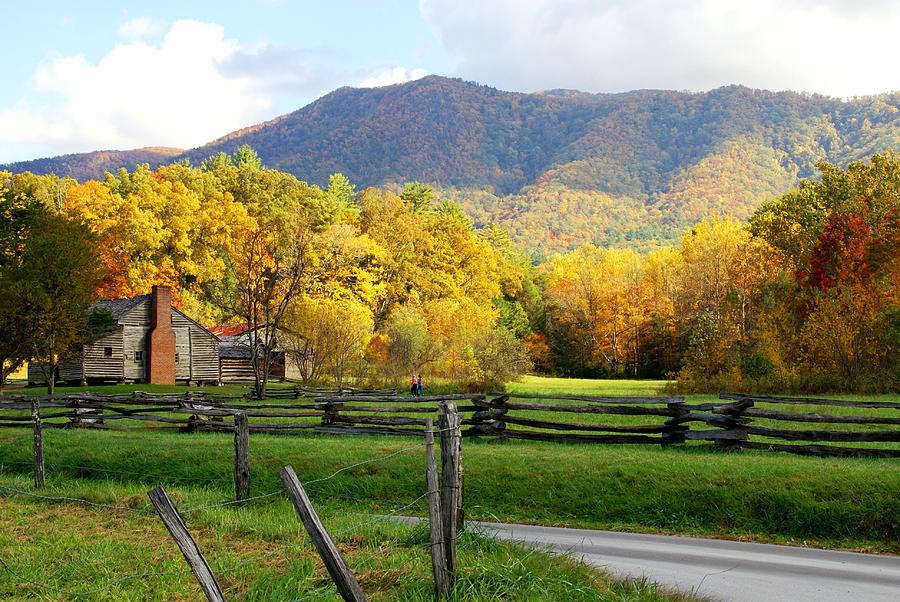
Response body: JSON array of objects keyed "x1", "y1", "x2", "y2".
[
  {"x1": 0, "y1": 428, "x2": 707, "y2": 602},
  {"x1": 0, "y1": 376, "x2": 897, "y2": 599}
]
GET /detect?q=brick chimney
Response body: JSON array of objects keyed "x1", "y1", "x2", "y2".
[{"x1": 146, "y1": 285, "x2": 176, "y2": 385}]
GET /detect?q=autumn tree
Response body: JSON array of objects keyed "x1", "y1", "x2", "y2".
[
  {"x1": 283, "y1": 297, "x2": 373, "y2": 385},
  {"x1": 15, "y1": 212, "x2": 104, "y2": 393}
]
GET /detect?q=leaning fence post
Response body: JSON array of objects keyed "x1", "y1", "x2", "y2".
[
  {"x1": 425, "y1": 419, "x2": 450, "y2": 598},
  {"x1": 31, "y1": 398, "x2": 44, "y2": 489},
  {"x1": 233, "y1": 411, "x2": 250, "y2": 501},
  {"x1": 147, "y1": 485, "x2": 225, "y2": 602},
  {"x1": 438, "y1": 402, "x2": 461, "y2": 579},
  {"x1": 280, "y1": 466, "x2": 367, "y2": 602}
]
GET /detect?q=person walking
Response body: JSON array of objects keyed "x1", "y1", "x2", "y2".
[
  {"x1": 410, "y1": 374, "x2": 419, "y2": 397},
  {"x1": 416, "y1": 375, "x2": 424, "y2": 397}
]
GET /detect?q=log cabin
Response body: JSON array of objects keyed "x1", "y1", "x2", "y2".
[
  {"x1": 209, "y1": 323, "x2": 303, "y2": 384},
  {"x1": 28, "y1": 286, "x2": 220, "y2": 386}
]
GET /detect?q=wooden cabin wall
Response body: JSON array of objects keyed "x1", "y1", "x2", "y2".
[
  {"x1": 189, "y1": 326, "x2": 220, "y2": 383},
  {"x1": 83, "y1": 328, "x2": 125, "y2": 381}
]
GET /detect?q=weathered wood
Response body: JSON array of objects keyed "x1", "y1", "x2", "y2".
[
  {"x1": 279, "y1": 466, "x2": 367, "y2": 602},
  {"x1": 668, "y1": 413, "x2": 752, "y2": 428},
  {"x1": 425, "y1": 419, "x2": 450, "y2": 598},
  {"x1": 501, "y1": 430, "x2": 665, "y2": 444},
  {"x1": 684, "y1": 429, "x2": 747, "y2": 441},
  {"x1": 312, "y1": 425, "x2": 423, "y2": 437},
  {"x1": 503, "y1": 401, "x2": 678, "y2": 416},
  {"x1": 662, "y1": 401, "x2": 689, "y2": 445},
  {"x1": 337, "y1": 405, "x2": 439, "y2": 414},
  {"x1": 330, "y1": 415, "x2": 428, "y2": 427},
  {"x1": 735, "y1": 440, "x2": 900, "y2": 458},
  {"x1": 234, "y1": 412, "x2": 250, "y2": 501},
  {"x1": 498, "y1": 392, "x2": 684, "y2": 405},
  {"x1": 317, "y1": 394, "x2": 483, "y2": 403},
  {"x1": 500, "y1": 415, "x2": 675, "y2": 434},
  {"x1": 147, "y1": 486, "x2": 225, "y2": 602},
  {"x1": 31, "y1": 398, "x2": 44, "y2": 489},
  {"x1": 719, "y1": 392, "x2": 900, "y2": 409},
  {"x1": 738, "y1": 408, "x2": 900, "y2": 425},
  {"x1": 0, "y1": 412, "x2": 77, "y2": 421},
  {"x1": 745, "y1": 426, "x2": 900, "y2": 442},
  {"x1": 438, "y1": 402, "x2": 461, "y2": 578}
]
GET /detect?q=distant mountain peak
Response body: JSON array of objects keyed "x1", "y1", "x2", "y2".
[{"x1": 3, "y1": 77, "x2": 899, "y2": 252}]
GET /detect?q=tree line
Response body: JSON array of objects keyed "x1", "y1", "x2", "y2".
[{"x1": 1, "y1": 148, "x2": 897, "y2": 393}]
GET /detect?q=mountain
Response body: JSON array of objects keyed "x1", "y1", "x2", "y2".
[
  {"x1": 4, "y1": 76, "x2": 900, "y2": 254},
  {"x1": 2, "y1": 147, "x2": 183, "y2": 183}
]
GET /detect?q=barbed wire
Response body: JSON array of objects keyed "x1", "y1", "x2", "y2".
[
  {"x1": 180, "y1": 490, "x2": 285, "y2": 514},
  {"x1": 302, "y1": 445, "x2": 421, "y2": 488},
  {"x1": 0, "y1": 483, "x2": 155, "y2": 514}
]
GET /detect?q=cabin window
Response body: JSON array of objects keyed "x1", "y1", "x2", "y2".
[
  {"x1": 134, "y1": 351, "x2": 143, "y2": 362},
  {"x1": 104, "y1": 347, "x2": 112, "y2": 357}
]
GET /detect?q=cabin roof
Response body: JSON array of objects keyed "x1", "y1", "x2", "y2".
[
  {"x1": 94, "y1": 295, "x2": 151, "y2": 319},
  {"x1": 208, "y1": 323, "x2": 256, "y2": 337},
  {"x1": 91, "y1": 295, "x2": 220, "y2": 342}
]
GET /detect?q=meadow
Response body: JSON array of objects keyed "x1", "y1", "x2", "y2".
[{"x1": 0, "y1": 376, "x2": 897, "y2": 600}]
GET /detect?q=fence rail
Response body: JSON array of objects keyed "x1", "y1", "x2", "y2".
[{"x1": 0, "y1": 389, "x2": 898, "y2": 457}]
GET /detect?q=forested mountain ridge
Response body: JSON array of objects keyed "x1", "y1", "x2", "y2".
[
  {"x1": 3, "y1": 147, "x2": 183, "y2": 183},
  {"x1": 4, "y1": 76, "x2": 900, "y2": 253}
]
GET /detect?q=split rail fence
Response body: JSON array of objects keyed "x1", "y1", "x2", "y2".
[{"x1": 0, "y1": 389, "x2": 897, "y2": 463}]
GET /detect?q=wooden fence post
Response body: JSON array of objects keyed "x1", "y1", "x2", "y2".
[
  {"x1": 438, "y1": 402, "x2": 461, "y2": 579},
  {"x1": 31, "y1": 398, "x2": 44, "y2": 489},
  {"x1": 148, "y1": 486, "x2": 225, "y2": 602},
  {"x1": 279, "y1": 465, "x2": 367, "y2": 602},
  {"x1": 233, "y1": 412, "x2": 250, "y2": 502},
  {"x1": 425, "y1": 419, "x2": 450, "y2": 598}
]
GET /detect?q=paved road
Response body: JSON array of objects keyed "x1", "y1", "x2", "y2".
[{"x1": 469, "y1": 522, "x2": 900, "y2": 602}]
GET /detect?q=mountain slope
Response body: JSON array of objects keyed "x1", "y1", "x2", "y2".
[
  {"x1": 4, "y1": 76, "x2": 900, "y2": 253},
  {"x1": 2, "y1": 147, "x2": 183, "y2": 182}
]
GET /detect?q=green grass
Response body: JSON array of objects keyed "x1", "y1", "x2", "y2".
[
  {"x1": 0, "y1": 376, "x2": 897, "y2": 599},
  {"x1": 508, "y1": 376, "x2": 671, "y2": 397},
  {"x1": 0, "y1": 428, "x2": 702, "y2": 601}
]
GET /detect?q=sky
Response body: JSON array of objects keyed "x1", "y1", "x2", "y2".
[{"x1": 1, "y1": 0, "x2": 900, "y2": 163}]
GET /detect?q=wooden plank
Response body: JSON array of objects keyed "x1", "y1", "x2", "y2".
[
  {"x1": 316, "y1": 394, "x2": 483, "y2": 403},
  {"x1": 502, "y1": 430, "x2": 665, "y2": 444},
  {"x1": 739, "y1": 408, "x2": 900, "y2": 425},
  {"x1": 503, "y1": 401, "x2": 677, "y2": 416},
  {"x1": 147, "y1": 486, "x2": 225, "y2": 602},
  {"x1": 735, "y1": 440, "x2": 900, "y2": 458},
  {"x1": 312, "y1": 425, "x2": 423, "y2": 437},
  {"x1": 330, "y1": 415, "x2": 428, "y2": 427},
  {"x1": 438, "y1": 403, "x2": 461, "y2": 579},
  {"x1": 499, "y1": 392, "x2": 684, "y2": 405},
  {"x1": 31, "y1": 398, "x2": 44, "y2": 489},
  {"x1": 425, "y1": 419, "x2": 450, "y2": 598},
  {"x1": 234, "y1": 412, "x2": 250, "y2": 501},
  {"x1": 684, "y1": 429, "x2": 746, "y2": 441},
  {"x1": 279, "y1": 466, "x2": 367, "y2": 602},
  {"x1": 745, "y1": 426, "x2": 900, "y2": 442},
  {"x1": 337, "y1": 405, "x2": 439, "y2": 414},
  {"x1": 500, "y1": 415, "x2": 674, "y2": 434},
  {"x1": 720, "y1": 392, "x2": 900, "y2": 409}
]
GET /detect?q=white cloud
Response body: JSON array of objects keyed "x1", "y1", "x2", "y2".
[
  {"x1": 117, "y1": 16, "x2": 165, "y2": 39},
  {"x1": 360, "y1": 67, "x2": 428, "y2": 88},
  {"x1": 0, "y1": 20, "x2": 335, "y2": 162},
  {"x1": 420, "y1": 0, "x2": 900, "y2": 97}
]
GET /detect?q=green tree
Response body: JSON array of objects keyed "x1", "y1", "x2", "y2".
[
  {"x1": 400, "y1": 181, "x2": 435, "y2": 213},
  {"x1": 17, "y1": 212, "x2": 104, "y2": 393}
]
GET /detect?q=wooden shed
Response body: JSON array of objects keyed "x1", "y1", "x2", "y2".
[
  {"x1": 29, "y1": 286, "x2": 220, "y2": 386},
  {"x1": 209, "y1": 324, "x2": 302, "y2": 384}
]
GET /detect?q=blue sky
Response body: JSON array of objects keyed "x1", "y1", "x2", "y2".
[{"x1": 2, "y1": 0, "x2": 900, "y2": 163}]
